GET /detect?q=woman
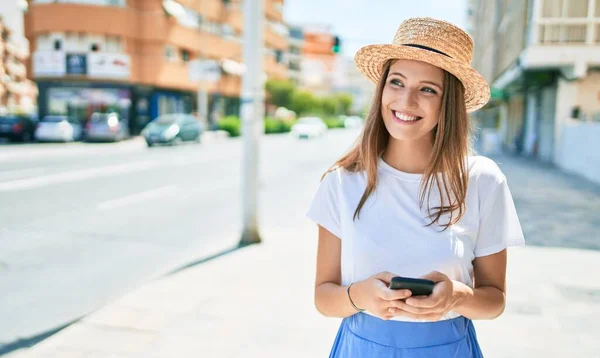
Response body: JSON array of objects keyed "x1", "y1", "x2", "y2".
[{"x1": 307, "y1": 18, "x2": 525, "y2": 357}]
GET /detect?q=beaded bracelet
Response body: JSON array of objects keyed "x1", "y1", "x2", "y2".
[{"x1": 346, "y1": 283, "x2": 365, "y2": 312}]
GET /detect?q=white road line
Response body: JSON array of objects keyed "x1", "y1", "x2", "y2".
[
  {"x1": 0, "y1": 161, "x2": 158, "y2": 192},
  {"x1": 0, "y1": 167, "x2": 47, "y2": 181},
  {"x1": 97, "y1": 185, "x2": 178, "y2": 210}
]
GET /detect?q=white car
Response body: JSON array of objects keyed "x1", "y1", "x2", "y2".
[
  {"x1": 291, "y1": 117, "x2": 327, "y2": 139},
  {"x1": 35, "y1": 115, "x2": 83, "y2": 142},
  {"x1": 344, "y1": 116, "x2": 364, "y2": 129}
]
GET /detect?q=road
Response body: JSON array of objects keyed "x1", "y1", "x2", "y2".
[
  {"x1": 1, "y1": 128, "x2": 599, "y2": 354},
  {"x1": 0, "y1": 131, "x2": 358, "y2": 351}
]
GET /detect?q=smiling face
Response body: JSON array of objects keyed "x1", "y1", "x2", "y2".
[{"x1": 381, "y1": 59, "x2": 445, "y2": 145}]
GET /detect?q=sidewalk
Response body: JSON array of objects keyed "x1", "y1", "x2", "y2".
[{"x1": 9, "y1": 222, "x2": 600, "y2": 358}]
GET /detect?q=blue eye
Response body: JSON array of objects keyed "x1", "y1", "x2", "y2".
[
  {"x1": 422, "y1": 87, "x2": 437, "y2": 94},
  {"x1": 390, "y1": 79, "x2": 403, "y2": 87}
]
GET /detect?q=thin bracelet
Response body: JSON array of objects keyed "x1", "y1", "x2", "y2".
[{"x1": 347, "y1": 283, "x2": 365, "y2": 312}]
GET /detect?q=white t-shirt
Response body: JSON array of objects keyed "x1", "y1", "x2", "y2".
[{"x1": 306, "y1": 156, "x2": 525, "y2": 322}]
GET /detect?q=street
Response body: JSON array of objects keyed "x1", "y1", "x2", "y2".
[
  {"x1": 0, "y1": 130, "x2": 357, "y2": 351},
  {"x1": 1, "y1": 128, "x2": 600, "y2": 355}
]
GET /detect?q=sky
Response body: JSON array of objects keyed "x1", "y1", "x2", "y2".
[{"x1": 283, "y1": 0, "x2": 468, "y2": 58}]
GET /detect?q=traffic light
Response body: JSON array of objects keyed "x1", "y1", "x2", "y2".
[{"x1": 332, "y1": 36, "x2": 341, "y2": 54}]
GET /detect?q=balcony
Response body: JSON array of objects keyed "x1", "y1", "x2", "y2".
[
  {"x1": 25, "y1": 3, "x2": 135, "y2": 39},
  {"x1": 265, "y1": 56, "x2": 287, "y2": 79},
  {"x1": 266, "y1": 0, "x2": 283, "y2": 22},
  {"x1": 523, "y1": 17, "x2": 600, "y2": 75}
]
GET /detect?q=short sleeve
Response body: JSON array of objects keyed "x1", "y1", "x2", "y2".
[
  {"x1": 306, "y1": 171, "x2": 343, "y2": 239},
  {"x1": 475, "y1": 178, "x2": 525, "y2": 257}
]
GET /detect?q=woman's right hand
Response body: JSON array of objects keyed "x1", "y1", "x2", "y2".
[{"x1": 350, "y1": 271, "x2": 413, "y2": 320}]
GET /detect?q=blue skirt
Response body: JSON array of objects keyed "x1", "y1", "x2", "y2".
[{"x1": 329, "y1": 313, "x2": 484, "y2": 357}]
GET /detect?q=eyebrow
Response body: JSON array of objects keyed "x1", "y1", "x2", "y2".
[{"x1": 388, "y1": 71, "x2": 443, "y2": 91}]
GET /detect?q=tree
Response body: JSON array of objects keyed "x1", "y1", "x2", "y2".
[
  {"x1": 265, "y1": 79, "x2": 296, "y2": 109},
  {"x1": 335, "y1": 93, "x2": 354, "y2": 115},
  {"x1": 290, "y1": 90, "x2": 319, "y2": 115}
]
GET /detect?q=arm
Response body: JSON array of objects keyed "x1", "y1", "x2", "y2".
[
  {"x1": 394, "y1": 249, "x2": 508, "y2": 320},
  {"x1": 314, "y1": 225, "x2": 411, "y2": 318},
  {"x1": 453, "y1": 249, "x2": 507, "y2": 319},
  {"x1": 314, "y1": 225, "x2": 359, "y2": 318}
]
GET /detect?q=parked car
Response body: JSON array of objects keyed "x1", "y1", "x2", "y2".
[
  {"x1": 290, "y1": 116, "x2": 327, "y2": 139},
  {"x1": 0, "y1": 114, "x2": 37, "y2": 142},
  {"x1": 141, "y1": 114, "x2": 204, "y2": 147},
  {"x1": 85, "y1": 112, "x2": 129, "y2": 142},
  {"x1": 35, "y1": 115, "x2": 83, "y2": 142},
  {"x1": 344, "y1": 115, "x2": 364, "y2": 129}
]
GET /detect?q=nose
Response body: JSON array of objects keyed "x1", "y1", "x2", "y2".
[{"x1": 396, "y1": 88, "x2": 419, "y2": 110}]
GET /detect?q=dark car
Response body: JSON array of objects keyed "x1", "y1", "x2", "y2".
[
  {"x1": 0, "y1": 114, "x2": 38, "y2": 142},
  {"x1": 142, "y1": 114, "x2": 204, "y2": 147},
  {"x1": 85, "y1": 112, "x2": 129, "y2": 142}
]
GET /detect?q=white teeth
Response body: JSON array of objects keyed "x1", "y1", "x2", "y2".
[{"x1": 393, "y1": 111, "x2": 420, "y2": 121}]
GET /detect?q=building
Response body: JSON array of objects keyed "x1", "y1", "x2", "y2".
[
  {"x1": 469, "y1": 0, "x2": 600, "y2": 184},
  {"x1": 300, "y1": 24, "x2": 337, "y2": 96},
  {"x1": 0, "y1": 1, "x2": 37, "y2": 115},
  {"x1": 24, "y1": 0, "x2": 288, "y2": 134},
  {"x1": 287, "y1": 25, "x2": 304, "y2": 86},
  {"x1": 331, "y1": 56, "x2": 374, "y2": 115}
]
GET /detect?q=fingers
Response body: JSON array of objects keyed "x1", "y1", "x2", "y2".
[
  {"x1": 385, "y1": 305, "x2": 444, "y2": 321},
  {"x1": 374, "y1": 271, "x2": 397, "y2": 284},
  {"x1": 404, "y1": 295, "x2": 439, "y2": 308},
  {"x1": 420, "y1": 271, "x2": 446, "y2": 283},
  {"x1": 381, "y1": 289, "x2": 412, "y2": 301}
]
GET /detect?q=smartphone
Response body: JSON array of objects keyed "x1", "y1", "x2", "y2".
[{"x1": 389, "y1": 276, "x2": 435, "y2": 296}]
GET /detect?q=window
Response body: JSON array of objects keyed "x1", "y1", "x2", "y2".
[
  {"x1": 275, "y1": 50, "x2": 283, "y2": 64},
  {"x1": 181, "y1": 49, "x2": 190, "y2": 62},
  {"x1": 90, "y1": 43, "x2": 100, "y2": 52},
  {"x1": 542, "y1": 0, "x2": 589, "y2": 18},
  {"x1": 165, "y1": 45, "x2": 177, "y2": 62},
  {"x1": 54, "y1": 39, "x2": 62, "y2": 51}
]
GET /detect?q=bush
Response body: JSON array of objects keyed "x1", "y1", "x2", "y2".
[
  {"x1": 217, "y1": 115, "x2": 241, "y2": 137},
  {"x1": 323, "y1": 117, "x2": 345, "y2": 129},
  {"x1": 264, "y1": 117, "x2": 295, "y2": 134}
]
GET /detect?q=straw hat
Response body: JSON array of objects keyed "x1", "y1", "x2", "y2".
[{"x1": 355, "y1": 17, "x2": 490, "y2": 113}]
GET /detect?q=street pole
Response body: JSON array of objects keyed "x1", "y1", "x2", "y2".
[{"x1": 239, "y1": 0, "x2": 264, "y2": 245}]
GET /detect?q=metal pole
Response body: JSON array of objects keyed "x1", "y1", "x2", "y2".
[{"x1": 239, "y1": 0, "x2": 264, "y2": 245}]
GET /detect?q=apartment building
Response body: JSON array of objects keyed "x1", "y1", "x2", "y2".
[
  {"x1": 0, "y1": 1, "x2": 37, "y2": 115},
  {"x1": 469, "y1": 0, "x2": 600, "y2": 183},
  {"x1": 24, "y1": 0, "x2": 288, "y2": 133},
  {"x1": 300, "y1": 25, "x2": 337, "y2": 96}
]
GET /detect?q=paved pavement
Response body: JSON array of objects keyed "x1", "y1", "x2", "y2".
[{"x1": 4, "y1": 142, "x2": 600, "y2": 357}]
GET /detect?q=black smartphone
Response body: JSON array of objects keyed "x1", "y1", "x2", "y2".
[{"x1": 389, "y1": 277, "x2": 435, "y2": 296}]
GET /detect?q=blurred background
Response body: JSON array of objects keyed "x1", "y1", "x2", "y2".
[{"x1": 0, "y1": 0, "x2": 599, "y2": 357}]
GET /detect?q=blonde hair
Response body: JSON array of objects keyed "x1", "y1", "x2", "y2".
[{"x1": 325, "y1": 59, "x2": 474, "y2": 230}]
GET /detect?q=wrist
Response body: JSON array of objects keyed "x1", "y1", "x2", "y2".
[
  {"x1": 452, "y1": 280, "x2": 473, "y2": 309},
  {"x1": 347, "y1": 281, "x2": 366, "y2": 312}
]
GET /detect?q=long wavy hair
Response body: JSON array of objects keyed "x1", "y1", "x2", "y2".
[{"x1": 325, "y1": 59, "x2": 475, "y2": 230}]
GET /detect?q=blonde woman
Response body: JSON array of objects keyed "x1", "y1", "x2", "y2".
[{"x1": 307, "y1": 18, "x2": 524, "y2": 357}]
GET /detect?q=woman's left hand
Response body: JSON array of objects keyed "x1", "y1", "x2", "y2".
[{"x1": 392, "y1": 271, "x2": 465, "y2": 321}]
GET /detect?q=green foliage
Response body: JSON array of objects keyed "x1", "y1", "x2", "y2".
[
  {"x1": 264, "y1": 117, "x2": 295, "y2": 134},
  {"x1": 265, "y1": 79, "x2": 296, "y2": 108},
  {"x1": 323, "y1": 116, "x2": 345, "y2": 129},
  {"x1": 290, "y1": 90, "x2": 319, "y2": 116},
  {"x1": 217, "y1": 115, "x2": 241, "y2": 137}
]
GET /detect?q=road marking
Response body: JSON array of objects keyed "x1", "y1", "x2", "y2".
[
  {"x1": 0, "y1": 161, "x2": 158, "y2": 192},
  {"x1": 97, "y1": 185, "x2": 178, "y2": 210},
  {"x1": 0, "y1": 167, "x2": 47, "y2": 181}
]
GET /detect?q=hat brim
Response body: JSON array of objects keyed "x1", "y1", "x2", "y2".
[{"x1": 355, "y1": 44, "x2": 490, "y2": 113}]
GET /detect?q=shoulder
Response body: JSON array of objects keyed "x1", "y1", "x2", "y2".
[
  {"x1": 468, "y1": 156, "x2": 507, "y2": 191},
  {"x1": 321, "y1": 166, "x2": 366, "y2": 191}
]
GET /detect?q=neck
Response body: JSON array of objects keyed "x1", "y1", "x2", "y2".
[{"x1": 382, "y1": 137, "x2": 433, "y2": 174}]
